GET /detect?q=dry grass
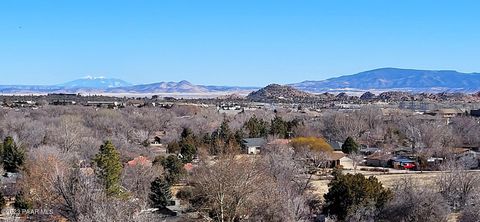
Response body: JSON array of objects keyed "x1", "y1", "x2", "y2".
[{"x1": 311, "y1": 171, "x2": 478, "y2": 197}]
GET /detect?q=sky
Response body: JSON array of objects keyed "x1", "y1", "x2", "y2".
[{"x1": 0, "y1": 0, "x2": 479, "y2": 87}]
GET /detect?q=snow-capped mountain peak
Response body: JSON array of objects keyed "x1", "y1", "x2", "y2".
[{"x1": 59, "y1": 77, "x2": 132, "y2": 89}]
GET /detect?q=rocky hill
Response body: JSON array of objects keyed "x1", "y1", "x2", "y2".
[{"x1": 247, "y1": 84, "x2": 318, "y2": 102}]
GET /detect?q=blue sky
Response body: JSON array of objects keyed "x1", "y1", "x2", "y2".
[{"x1": 1, "y1": 0, "x2": 479, "y2": 86}]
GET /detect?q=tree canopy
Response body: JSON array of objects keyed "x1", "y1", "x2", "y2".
[
  {"x1": 3, "y1": 136, "x2": 25, "y2": 173},
  {"x1": 342, "y1": 136, "x2": 359, "y2": 154},
  {"x1": 323, "y1": 171, "x2": 392, "y2": 220},
  {"x1": 93, "y1": 141, "x2": 123, "y2": 196},
  {"x1": 149, "y1": 177, "x2": 172, "y2": 210},
  {"x1": 290, "y1": 137, "x2": 333, "y2": 153}
]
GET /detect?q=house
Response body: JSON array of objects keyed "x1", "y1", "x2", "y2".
[
  {"x1": 392, "y1": 147, "x2": 414, "y2": 156},
  {"x1": 327, "y1": 151, "x2": 346, "y2": 168},
  {"x1": 425, "y1": 109, "x2": 464, "y2": 118},
  {"x1": 452, "y1": 148, "x2": 479, "y2": 168},
  {"x1": 126, "y1": 99, "x2": 145, "y2": 107},
  {"x1": 328, "y1": 141, "x2": 344, "y2": 151},
  {"x1": 425, "y1": 108, "x2": 464, "y2": 124},
  {"x1": 51, "y1": 100, "x2": 76, "y2": 106},
  {"x1": 85, "y1": 101, "x2": 121, "y2": 108},
  {"x1": 183, "y1": 163, "x2": 194, "y2": 172},
  {"x1": 150, "y1": 130, "x2": 167, "y2": 146},
  {"x1": 360, "y1": 147, "x2": 380, "y2": 156},
  {"x1": 366, "y1": 152, "x2": 393, "y2": 167},
  {"x1": 242, "y1": 138, "x2": 267, "y2": 154},
  {"x1": 127, "y1": 156, "x2": 152, "y2": 167},
  {"x1": 12, "y1": 100, "x2": 36, "y2": 108}
]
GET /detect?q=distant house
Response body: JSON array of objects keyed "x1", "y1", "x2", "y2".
[
  {"x1": 366, "y1": 152, "x2": 393, "y2": 168},
  {"x1": 127, "y1": 156, "x2": 152, "y2": 167},
  {"x1": 425, "y1": 108, "x2": 464, "y2": 124},
  {"x1": 328, "y1": 141, "x2": 344, "y2": 151},
  {"x1": 51, "y1": 100, "x2": 76, "y2": 106},
  {"x1": 126, "y1": 99, "x2": 145, "y2": 107},
  {"x1": 425, "y1": 109, "x2": 464, "y2": 118},
  {"x1": 452, "y1": 148, "x2": 479, "y2": 168},
  {"x1": 85, "y1": 101, "x2": 121, "y2": 108},
  {"x1": 218, "y1": 104, "x2": 244, "y2": 115},
  {"x1": 184, "y1": 163, "x2": 194, "y2": 172},
  {"x1": 392, "y1": 147, "x2": 414, "y2": 156},
  {"x1": 327, "y1": 151, "x2": 347, "y2": 168},
  {"x1": 360, "y1": 147, "x2": 381, "y2": 156},
  {"x1": 242, "y1": 138, "x2": 267, "y2": 154},
  {"x1": 150, "y1": 130, "x2": 167, "y2": 146},
  {"x1": 12, "y1": 100, "x2": 36, "y2": 108}
]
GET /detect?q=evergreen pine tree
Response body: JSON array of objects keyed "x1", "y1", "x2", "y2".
[
  {"x1": 180, "y1": 143, "x2": 196, "y2": 163},
  {"x1": 161, "y1": 155, "x2": 185, "y2": 184},
  {"x1": 149, "y1": 177, "x2": 172, "y2": 210},
  {"x1": 342, "y1": 137, "x2": 359, "y2": 154},
  {"x1": 3, "y1": 137, "x2": 25, "y2": 173},
  {"x1": 93, "y1": 141, "x2": 123, "y2": 196},
  {"x1": 270, "y1": 115, "x2": 288, "y2": 138},
  {"x1": 219, "y1": 119, "x2": 232, "y2": 141}
]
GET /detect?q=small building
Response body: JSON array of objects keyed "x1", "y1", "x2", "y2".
[
  {"x1": 425, "y1": 109, "x2": 464, "y2": 118},
  {"x1": 425, "y1": 108, "x2": 464, "y2": 124},
  {"x1": 12, "y1": 100, "x2": 36, "y2": 108},
  {"x1": 327, "y1": 151, "x2": 346, "y2": 168},
  {"x1": 242, "y1": 138, "x2": 267, "y2": 154},
  {"x1": 85, "y1": 101, "x2": 121, "y2": 108},
  {"x1": 149, "y1": 130, "x2": 167, "y2": 146},
  {"x1": 126, "y1": 99, "x2": 145, "y2": 107},
  {"x1": 392, "y1": 147, "x2": 414, "y2": 156},
  {"x1": 127, "y1": 156, "x2": 152, "y2": 167},
  {"x1": 360, "y1": 147, "x2": 381, "y2": 156},
  {"x1": 51, "y1": 100, "x2": 77, "y2": 106},
  {"x1": 328, "y1": 141, "x2": 344, "y2": 151},
  {"x1": 366, "y1": 152, "x2": 392, "y2": 167},
  {"x1": 452, "y1": 148, "x2": 479, "y2": 168}
]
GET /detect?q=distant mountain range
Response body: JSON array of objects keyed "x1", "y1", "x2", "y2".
[
  {"x1": 0, "y1": 77, "x2": 258, "y2": 94},
  {"x1": 59, "y1": 76, "x2": 132, "y2": 89},
  {"x1": 1, "y1": 68, "x2": 480, "y2": 94},
  {"x1": 290, "y1": 68, "x2": 480, "y2": 93}
]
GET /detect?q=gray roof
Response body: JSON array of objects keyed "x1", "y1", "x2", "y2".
[
  {"x1": 329, "y1": 141, "x2": 344, "y2": 150},
  {"x1": 243, "y1": 138, "x2": 267, "y2": 148}
]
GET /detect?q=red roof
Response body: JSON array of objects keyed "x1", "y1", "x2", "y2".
[
  {"x1": 184, "y1": 163, "x2": 194, "y2": 172},
  {"x1": 127, "y1": 156, "x2": 152, "y2": 167}
]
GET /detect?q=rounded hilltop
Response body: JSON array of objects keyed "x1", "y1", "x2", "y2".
[{"x1": 247, "y1": 84, "x2": 317, "y2": 102}]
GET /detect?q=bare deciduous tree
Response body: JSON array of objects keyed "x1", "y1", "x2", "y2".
[
  {"x1": 380, "y1": 178, "x2": 450, "y2": 222},
  {"x1": 437, "y1": 160, "x2": 480, "y2": 211}
]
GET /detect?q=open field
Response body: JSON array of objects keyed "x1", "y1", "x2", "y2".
[{"x1": 312, "y1": 170, "x2": 480, "y2": 197}]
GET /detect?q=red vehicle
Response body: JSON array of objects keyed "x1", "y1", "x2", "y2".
[{"x1": 403, "y1": 162, "x2": 416, "y2": 169}]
